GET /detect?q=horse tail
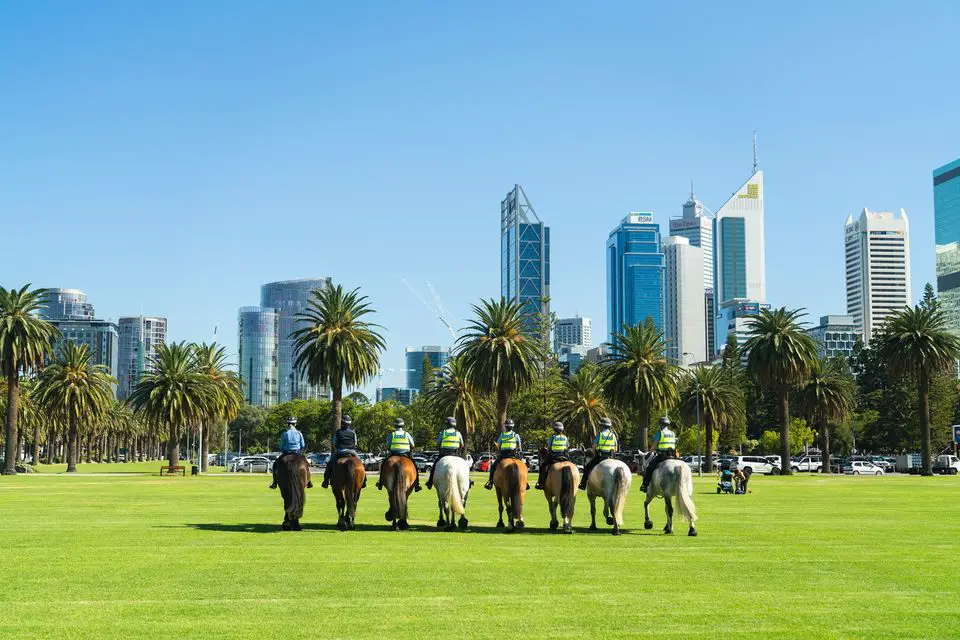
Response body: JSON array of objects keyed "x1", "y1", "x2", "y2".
[
  {"x1": 676, "y1": 462, "x2": 698, "y2": 524},
  {"x1": 611, "y1": 464, "x2": 629, "y2": 526},
  {"x1": 392, "y1": 459, "x2": 409, "y2": 520},
  {"x1": 290, "y1": 458, "x2": 307, "y2": 520},
  {"x1": 560, "y1": 464, "x2": 575, "y2": 520},
  {"x1": 508, "y1": 462, "x2": 523, "y2": 521},
  {"x1": 445, "y1": 462, "x2": 465, "y2": 516}
]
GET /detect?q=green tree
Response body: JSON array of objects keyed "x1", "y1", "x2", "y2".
[
  {"x1": 420, "y1": 355, "x2": 435, "y2": 393},
  {"x1": 195, "y1": 343, "x2": 243, "y2": 471},
  {"x1": 0, "y1": 285, "x2": 59, "y2": 474},
  {"x1": 557, "y1": 362, "x2": 612, "y2": 448},
  {"x1": 346, "y1": 391, "x2": 370, "y2": 406},
  {"x1": 920, "y1": 282, "x2": 940, "y2": 312},
  {"x1": 743, "y1": 307, "x2": 818, "y2": 475},
  {"x1": 425, "y1": 355, "x2": 490, "y2": 449},
  {"x1": 875, "y1": 305, "x2": 960, "y2": 475},
  {"x1": 678, "y1": 365, "x2": 745, "y2": 471},
  {"x1": 292, "y1": 285, "x2": 385, "y2": 433},
  {"x1": 229, "y1": 403, "x2": 268, "y2": 452},
  {"x1": 796, "y1": 357, "x2": 856, "y2": 472},
  {"x1": 36, "y1": 342, "x2": 116, "y2": 472}
]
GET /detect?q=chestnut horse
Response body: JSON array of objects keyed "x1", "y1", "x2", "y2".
[
  {"x1": 379, "y1": 455, "x2": 417, "y2": 530},
  {"x1": 275, "y1": 453, "x2": 311, "y2": 531},
  {"x1": 330, "y1": 454, "x2": 365, "y2": 531},
  {"x1": 538, "y1": 448, "x2": 578, "y2": 534},
  {"x1": 494, "y1": 458, "x2": 527, "y2": 532}
]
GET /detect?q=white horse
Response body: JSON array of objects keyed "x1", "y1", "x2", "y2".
[
  {"x1": 638, "y1": 452, "x2": 698, "y2": 536},
  {"x1": 586, "y1": 458, "x2": 632, "y2": 535},
  {"x1": 433, "y1": 456, "x2": 471, "y2": 531}
]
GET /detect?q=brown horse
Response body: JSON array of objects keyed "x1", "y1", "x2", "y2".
[
  {"x1": 330, "y1": 454, "x2": 365, "y2": 531},
  {"x1": 379, "y1": 455, "x2": 417, "y2": 530},
  {"x1": 494, "y1": 458, "x2": 527, "y2": 532},
  {"x1": 275, "y1": 453, "x2": 311, "y2": 531},
  {"x1": 538, "y1": 448, "x2": 579, "y2": 534}
]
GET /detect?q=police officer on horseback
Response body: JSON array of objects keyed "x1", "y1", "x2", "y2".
[
  {"x1": 579, "y1": 417, "x2": 618, "y2": 490},
  {"x1": 270, "y1": 416, "x2": 309, "y2": 489},
  {"x1": 535, "y1": 421, "x2": 569, "y2": 490},
  {"x1": 321, "y1": 415, "x2": 360, "y2": 489},
  {"x1": 377, "y1": 418, "x2": 421, "y2": 492},
  {"x1": 640, "y1": 416, "x2": 678, "y2": 491},
  {"x1": 484, "y1": 419, "x2": 523, "y2": 490},
  {"x1": 425, "y1": 416, "x2": 464, "y2": 490}
]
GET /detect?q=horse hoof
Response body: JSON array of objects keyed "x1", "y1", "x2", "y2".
[
  {"x1": 588, "y1": 524, "x2": 598, "y2": 531},
  {"x1": 281, "y1": 521, "x2": 291, "y2": 531},
  {"x1": 292, "y1": 521, "x2": 302, "y2": 532},
  {"x1": 495, "y1": 520, "x2": 504, "y2": 528},
  {"x1": 390, "y1": 522, "x2": 399, "y2": 531},
  {"x1": 606, "y1": 516, "x2": 615, "y2": 525},
  {"x1": 446, "y1": 524, "x2": 457, "y2": 532},
  {"x1": 549, "y1": 520, "x2": 559, "y2": 530},
  {"x1": 437, "y1": 519, "x2": 446, "y2": 528},
  {"x1": 644, "y1": 521, "x2": 653, "y2": 530},
  {"x1": 562, "y1": 525, "x2": 572, "y2": 534},
  {"x1": 384, "y1": 510, "x2": 393, "y2": 522},
  {"x1": 612, "y1": 526, "x2": 622, "y2": 535},
  {"x1": 515, "y1": 521, "x2": 525, "y2": 531},
  {"x1": 398, "y1": 520, "x2": 409, "y2": 531},
  {"x1": 337, "y1": 520, "x2": 347, "y2": 532},
  {"x1": 663, "y1": 527, "x2": 673, "y2": 535},
  {"x1": 458, "y1": 517, "x2": 468, "y2": 530},
  {"x1": 688, "y1": 528, "x2": 698, "y2": 537}
]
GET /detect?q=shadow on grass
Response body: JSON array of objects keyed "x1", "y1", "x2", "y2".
[{"x1": 180, "y1": 522, "x2": 610, "y2": 535}]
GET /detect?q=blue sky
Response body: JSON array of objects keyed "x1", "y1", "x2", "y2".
[{"x1": 3, "y1": 1, "x2": 959, "y2": 394}]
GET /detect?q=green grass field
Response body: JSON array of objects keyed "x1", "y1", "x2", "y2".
[{"x1": 1, "y1": 468, "x2": 958, "y2": 639}]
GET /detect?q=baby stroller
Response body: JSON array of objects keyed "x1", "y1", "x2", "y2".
[{"x1": 717, "y1": 469, "x2": 735, "y2": 494}]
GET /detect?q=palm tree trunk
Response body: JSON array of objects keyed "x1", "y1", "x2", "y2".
[
  {"x1": 85, "y1": 433, "x2": 92, "y2": 463},
  {"x1": 333, "y1": 381, "x2": 343, "y2": 432},
  {"x1": 167, "y1": 424, "x2": 179, "y2": 468},
  {"x1": 495, "y1": 388, "x2": 508, "y2": 431},
  {"x1": 704, "y1": 416, "x2": 714, "y2": 473},
  {"x1": 919, "y1": 370, "x2": 932, "y2": 476},
  {"x1": 124, "y1": 435, "x2": 131, "y2": 463},
  {"x1": 3, "y1": 374, "x2": 20, "y2": 475},
  {"x1": 201, "y1": 423, "x2": 210, "y2": 472},
  {"x1": 778, "y1": 389, "x2": 792, "y2": 476},
  {"x1": 31, "y1": 423, "x2": 41, "y2": 466},
  {"x1": 47, "y1": 428, "x2": 56, "y2": 465},
  {"x1": 820, "y1": 417, "x2": 831, "y2": 474},
  {"x1": 639, "y1": 406, "x2": 650, "y2": 452},
  {"x1": 66, "y1": 414, "x2": 79, "y2": 473}
]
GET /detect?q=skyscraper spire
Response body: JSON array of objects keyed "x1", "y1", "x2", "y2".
[
  {"x1": 752, "y1": 130, "x2": 758, "y2": 174},
  {"x1": 690, "y1": 180, "x2": 695, "y2": 199}
]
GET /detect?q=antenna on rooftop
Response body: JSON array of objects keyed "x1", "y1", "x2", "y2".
[{"x1": 752, "y1": 130, "x2": 759, "y2": 174}]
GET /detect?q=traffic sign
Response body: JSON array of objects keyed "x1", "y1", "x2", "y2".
[{"x1": 954, "y1": 425, "x2": 960, "y2": 444}]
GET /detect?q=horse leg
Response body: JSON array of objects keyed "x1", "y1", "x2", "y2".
[
  {"x1": 458, "y1": 484, "x2": 469, "y2": 529},
  {"x1": 336, "y1": 494, "x2": 348, "y2": 532},
  {"x1": 605, "y1": 499, "x2": 614, "y2": 526},
  {"x1": 495, "y1": 489, "x2": 505, "y2": 528},
  {"x1": 643, "y1": 493, "x2": 654, "y2": 530},
  {"x1": 548, "y1": 494, "x2": 559, "y2": 531},
  {"x1": 398, "y1": 490, "x2": 410, "y2": 530},
  {"x1": 437, "y1": 493, "x2": 446, "y2": 528},
  {"x1": 663, "y1": 495, "x2": 673, "y2": 535},
  {"x1": 589, "y1": 493, "x2": 598, "y2": 531},
  {"x1": 282, "y1": 515, "x2": 291, "y2": 531},
  {"x1": 291, "y1": 518, "x2": 302, "y2": 532}
]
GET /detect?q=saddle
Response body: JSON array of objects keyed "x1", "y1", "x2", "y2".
[
  {"x1": 334, "y1": 451, "x2": 358, "y2": 461},
  {"x1": 549, "y1": 454, "x2": 570, "y2": 464}
]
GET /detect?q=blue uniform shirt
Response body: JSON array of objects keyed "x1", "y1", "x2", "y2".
[{"x1": 279, "y1": 427, "x2": 305, "y2": 452}]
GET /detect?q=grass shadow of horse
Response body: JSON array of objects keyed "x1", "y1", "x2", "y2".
[{"x1": 180, "y1": 522, "x2": 567, "y2": 535}]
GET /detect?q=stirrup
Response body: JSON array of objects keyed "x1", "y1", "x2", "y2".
[{"x1": 484, "y1": 482, "x2": 493, "y2": 490}]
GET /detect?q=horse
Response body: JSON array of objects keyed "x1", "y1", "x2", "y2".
[
  {"x1": 538, "y1": 448, "x2": 578, "y2": 534},
  {"x1": 638, "y1": 451, "x2": 698, "y2": 536},
  {"x1": 275, "y1": 453, "x2": 311, "y2": 531},
  {"x1": 585, "y1": 458, "x2": 632, "y2": 535},
  {"x1": 433, "y1": 455, "x2": 471, "y2": 531},
  {"x1": 493, "y1": 457, "x2": 527, "y2": 532},
  {"x1": 329, "y1": 454, "x2": 365, "y2": 531},
  {"x1": 380, "y1": 455, "x2": 417, "y2": 530}
]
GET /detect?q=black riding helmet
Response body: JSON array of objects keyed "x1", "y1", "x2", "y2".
[
  {"x1": 503, "y1": 419, "x2": 515, "y2": 430},
  {"x1": 552, "y1": 421, "x2": 564, "y2": 433},
  {"x1": 341, "y1": 415, "x2": 352, "y2": 427},
  {"x1": 394, "y1": 418, "x2": 405, "y2": 428},
  {"x1": 445, "y1": 416, "x2": 457, "y2": 427}
]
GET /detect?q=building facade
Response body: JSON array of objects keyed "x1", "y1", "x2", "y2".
[
  {"x1": 554, "y1": 316, "x2": 592, "y2": 353},
  {"x1": 606, "y1": 212, "x2": 665, "y2": 342},
  {"x1": 844, "y1": 208, "x2": 911, "y2": 343},
  {"x1": 934, "y1": 158, "x2": 960, "y2": 335},
  {"x1": 117, "y1": 316, "x2": 167, "y2": 400},
  {"x1": 405, "y1": 345, "x2": 451, "y2": 391},
  {"x1": 662, "y1": 236, "x2": 706, "y2": 365},
  {"x1": 41, "y1": 289, "x2": 119, "y2": 383},
  {"x1": 501, "y1": 185, "x2": 550, "y2": 332},
  {"x1": 807, "y1": 315, "x2": 858, "y2": 360},
  {"x1": 670, "y1": 187, "x2": 715, "y2": 357},
  {"x1": 40, "y1": 288, "x2": 95, "y2": 321},
  {"x1": 261, "y1": 278, "x2": 333, "y2": 402},
  {"x1": 376, "y1": 387, "x2": 419, "y2": 406},
  {"x1": 237, "y1": 306, "x2": 280, "y2": 407},
  {"x1": 716, "y1": 300, "x2": 770, "y2": 355}
]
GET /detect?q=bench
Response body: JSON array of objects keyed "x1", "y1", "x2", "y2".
[{"x1": 160, "y1": 465, "x2": 185, "y2": 476}]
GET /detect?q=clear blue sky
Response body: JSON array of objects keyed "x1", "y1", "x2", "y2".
[{"x1": 3, "y1": 1, "x2": 959, "y2": 394}]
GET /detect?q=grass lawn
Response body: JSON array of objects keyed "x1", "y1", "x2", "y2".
[{"x1": 1, "y1": 469, "x2": 958, "y2": 639}]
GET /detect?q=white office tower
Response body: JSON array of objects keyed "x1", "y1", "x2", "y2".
[
  {"x1": 662, "y1": 236, "x2": 706, "y2": 365},
  {"x1": 554, "y1": 316, "x2": 592, "y2": 353},
  {"x1": 844, "y1": 208, "x2": 912, "y2": 342},
  {"x1": 669, "y1": 184, "x2": 715, "y2": 357}
]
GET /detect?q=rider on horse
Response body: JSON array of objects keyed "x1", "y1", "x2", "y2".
[
  {"x1": 270, "y1": 416, "x2": 309, "y2": 489},
  {"x1": 321, "y1": 415, "x2": 360, "y2": 489},
  {"x1": 535, "y1": 421, "x2": 568, "y2": 490},
  {"x1": 484, "y1": 419, "x2": 523, "y2": 490},
  {"x1": 640, "y1": 416, "x2": 678, "y2": 491},
  {"x1": 376, "y1": 418, "x2": 422, "y2": 492},
  {"x1": 425, "y1": 416, "x2": 464, "y2": 490},
  {"x1": 579, "y1": 417, "x2": 618, "y2": 490}
]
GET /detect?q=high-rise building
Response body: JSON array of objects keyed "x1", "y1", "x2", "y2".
[
  {"x1": 405, "y1": 346, "x2": 451, "y2": 391},
  {"x1": 237, "y1": 306, "x2": 280, "y2": 407},
  {"x1": 662, "y1": 236, "x2": 706, "y2": 365},
  {"x1": 40, "y1": 288, "x2": 95, "y2": 321},
  {"x1": 716, "y1": 300, "x2": 770, "y2": 354},
  {"x1": 844, "y1": 208, "x2": 911, "y2": 343},
  {"x1": 606, "y1": 212, "x2": 665, "y2": 342},
  {"x1": 670, "y1": 185, "x2": 715, "y2": 357},
  {"x1": 806, "y1": 315, "x2": 858, "y2": 360},
  {"x1": 557, "y1": 344, "x2": 589, "y2": 376},
  {"x1": 934, "y1": 158, "x2": 960, "y2": 334},
  {"x1": 41, "y1": 289, "x2": 118, "y2": 385},
  {"x1": 117, "y1": 316, "x2": 167, "y2": 399},
  {"x1": 261, "y1": 278, "x2": 333, "y2": 402},
  {"x1": 554, "y1": 316, "x2": 592, "y2": 353},
  {"x1": 501, "y1": 185, "x2": 550, "y2": 332},
  {"x1": 376, "y1": 387, "x2": 419, "y2": 406}
]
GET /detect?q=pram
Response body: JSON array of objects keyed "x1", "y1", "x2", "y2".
[{"x1": 717, "y1": 469, "x2": 735, "y2": 494}]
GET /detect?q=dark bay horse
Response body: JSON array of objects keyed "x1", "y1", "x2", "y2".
[
  {"x1": 494, "y1": 458, "x2": 527, "y2": 532},
  {"x1": 538, "y1": 448, "x2": 578, "y2": 534},
  {"x1": 330, "y1": 454, "x2": 365, "y2": 531},
  {"x1": 275, "y1": 453, "x2": 311, "y2": 531},
  {"x1": 379, "y1": 455, "x2": 417, "y2": 530}
]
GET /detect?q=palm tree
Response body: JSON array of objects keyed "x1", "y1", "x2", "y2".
[
  {"x1": 743, "y1": 307, "x2": 819, "y2": 475},
  {"x1": 457, "y1": 298, "x2": 546, "y2": 430},
  {"x1": 0, "y1": 285, "x2": 59, "y2": 474},
  {"x1": 602, "y1": 321, "x2": 680, "y2": 450},
  {"x1": 679, "y1": 365, "x2": 745, "y2": 472},
  {"x1": 195, "y1": 343, "x2": 243, "y2": 472},
  {"x1": 557, "y1": 363, "x2": 612, "y2": 447},
  {"x1": 425, "y1": 356, "x2": 490, "y2": 447},
  {"x1": 128, "y1": 342, "x2": 211, "y2": 468},
  {"x1": 875, "y1": 305, "x2": 960, "y2": 475},
  {"x1": 796, "y1": 357, "x2": 856, "y2": 473},
  {"x1": 36, "y1": 342, "x2": 116, "y2": 472},
  {"x1": 292, "y1": 285, "x2": 385, "y2": 431}
]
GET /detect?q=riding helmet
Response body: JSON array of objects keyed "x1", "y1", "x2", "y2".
[
  {"x1": 504, "y1": 419, "x2": 515, "y2": 429},
  {"x1": 600, "y1": 417, "x2": 613, "y2": 428},
  {"x1": 659, "y1": 416, "x2": 671, "y2": 427},
  {"x1": 394, "y1": 418, "x2": 405, "y2": 428},
  {"x1": 445, "y1": 416, "x2": 457, "y2": 427},
  {"x1": 552, "y1": 421, "x2": 564, "y2": 432},
  {"x1": 286, "y1": 416, "x2": 298, "y2": 425},
  {"x1": 341, "y1": 415, "x2": 352, "y2": 427}
]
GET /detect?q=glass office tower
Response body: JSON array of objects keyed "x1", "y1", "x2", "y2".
[
  {"x1": 606, "y1": 212, "x2": 665, "y2": 343},
  {"x1": 238, "y1": 306, "x2": 280, "y2": 407},
  {"x1": 501, "y1": 185, "x2": 550, "y2": 333},
  {"x1": 404, "y1": 345, "x2": 451, "y2": 391},
  {"x1": 935, "y1": 158, "x2": 960, "y2": 335}
]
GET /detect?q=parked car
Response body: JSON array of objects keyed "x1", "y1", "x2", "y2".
[
  {"x1": 933, "y1": 454, "x2": 960, "y2": 475},
  {"x1": 233, "y1": 456, "x2": 271, "y2": 473},
  {"x1": 791, "y1": 455, "x2": 822, "y2": 473},
  {"x1": 730, "y1": 456, "x2": 781, "y2": 475},
  {"x1": 472, "y1": 453, "x2": 495, "y2": 471},
  {"x1": 361, "y1": 454, "x2": 383, "y2": 471},
  {"x1": 412, "y1": 453, "x2": 434, "y2": 473},
  {"x1": 307, "y1": 453, "x2": 330, "y2": 468},
  {"x1": 615, "y1": 452, "x2": 641, "y2": 473},
  {"x1": 869, "y1": 456, "x2": 895, "y2": 473},
  {"x1": 844, "y1": 460, "x2": 884, "y2": 475}
]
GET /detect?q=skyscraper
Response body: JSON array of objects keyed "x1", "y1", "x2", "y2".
[
  {"x1": 606, "y1": 212, "x2": 665, "y2": 342},
  {"x1": 844, "y1": 208, "x2": 912, "y2": 342},
  {"x1": 41, "y1": 288, "x2": 119, "y2": 385},
  {"x1": 237, "y1": 306, "x2": 279, "y2": 407},
  {"x1": 501, "y1": 185, "x2": 550, "y2": 331},
  {"x1": 554, "y1": 316, "x2": 592, "y2": 353},
  {"x1": 662, "y1": 236, "x2": 706, "y2": 365},
  {"x1": 117, "y1": 316, "x2": 167, "y2": 400},
  {"x1": 669, "y1": 185, "x2": 715, "y2": 357},
  {"x1": 934, "y1": 158, "x2": 960, "y2": 334},
  {"x1": 40, "y1": 288, "x2": 95, "y2": 321},
  {"x1": 261, "y1": 278, "x2": 333, "y2": 402},
  {"x1": 405, "y1": 345, "x2": 451, "y2": 391}
]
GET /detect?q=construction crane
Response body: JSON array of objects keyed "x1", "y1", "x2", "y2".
[{"x1": 400, "y1": 278, "x2": 457, "y2": 341}]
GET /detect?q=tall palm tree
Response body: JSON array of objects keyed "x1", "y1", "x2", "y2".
[
  {"x1": 678, "y1": 365, "x2": 745, "y2": 472},
  {"x1": 875, "y1": 305, "x2": 960, "y2": 475},
  {"x1": 743, "y1": 307, "x2": 818, "y2": 475},
  {"x1": 602, "y1": 321, "x2": 679, "y2": 450},
  {"x1": 292, "y1": 285, "x2": 385, "y2": 431},
  {"x1": 796, "y1": 357, "x2": 856, "y2": 473},
  {"x1": 195, "y1": 343, "x2": 243, "y2": 472},
  {"x1": 36, "y1": 342, "x2": 116, "y2": 472},
  {"x1": 0, "y1": 285, "x2": 59, "y2": 474},
  {"x1": 128, "y1": 342, "x2": 211, "y2": 468},
  {"x1": 457, "y1": 298, "x2": 546, "y2": 430},
  {"x1": 557, "y1": 363, "x2": 612, "y2": 447},
  {"x1": 425, "y1": 356, "x2": 490, "y2": 446}
]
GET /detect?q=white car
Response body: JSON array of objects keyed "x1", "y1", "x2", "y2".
[
  {"x1": 844, "y1": 461, "x2": 884, "y2": 476},
  {"x1": 730, "y1": 456, "x2": 781, "y2": 475},
  {"x1": 232, "y1": 456, "x2": 271, "y2": 473},
  {"x1": 791, "y1": 455, "x2": 823, "y2": 473}
]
